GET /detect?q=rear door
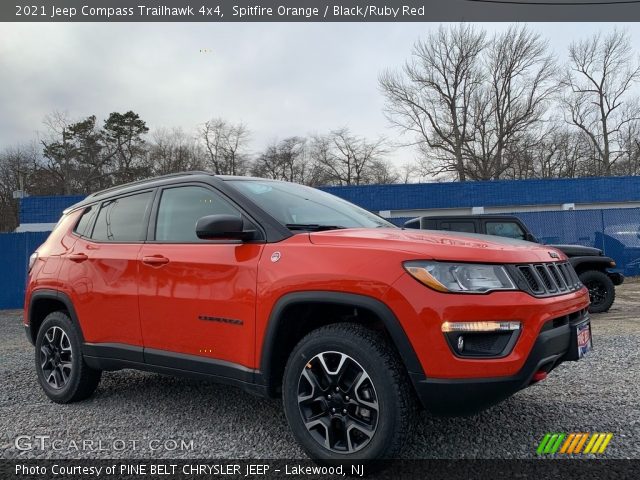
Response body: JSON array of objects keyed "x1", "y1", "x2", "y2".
[
  {"x1": 137, "y1": 184, "x2": 263, "y2": 372},
  {"x1": 61, "y1": 191, "x2": 154, "y2": 348}
]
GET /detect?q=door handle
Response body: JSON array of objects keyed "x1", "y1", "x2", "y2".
[
  {"x1": 68, "y1": 253, "x2": 88, "y2": 263},
  {"x1": 142, "y1": 255, "x2": 170, "y2": 266}
]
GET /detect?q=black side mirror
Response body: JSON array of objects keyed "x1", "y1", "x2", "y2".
[{"x1": 196, "y1": 214, "x2": 254, "y2": 241}]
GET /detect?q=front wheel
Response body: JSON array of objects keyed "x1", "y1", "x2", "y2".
[
  {"x1": 579, "y1": 270, "x2": 615, "y2": 313},
  {"x1": 282, "y1": 323, "x2": 418, "y2": 461}
]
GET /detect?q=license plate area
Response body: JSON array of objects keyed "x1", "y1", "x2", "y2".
[
  {"x1": 576, "y1": 320, "x2": 592, "y2": 359},
  {"x1": 564, "y1": 316, "x2": 592, "y2": 361}
]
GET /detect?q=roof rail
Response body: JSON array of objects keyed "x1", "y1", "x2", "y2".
[{"x1": 85, "y1": 171, "x2": 212, "y2": 199}]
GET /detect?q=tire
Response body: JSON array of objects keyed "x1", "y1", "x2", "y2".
[
  {"x1": 579, "y1": 270, "x2": 615, "y2": 314},
  {"x1": 35, "y1": 311, "x2": 102, "y2": 403},
  {"x1": 282, "y1": 323, "x2": 418, "y2": 461}
]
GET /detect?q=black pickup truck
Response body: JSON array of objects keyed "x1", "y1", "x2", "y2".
[{"x1": 404, "y1": 215, "x2": 623, "y2": 313}]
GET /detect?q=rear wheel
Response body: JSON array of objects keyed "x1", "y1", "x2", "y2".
[
  {"x1": 579, "y1": 270, "x2": 615, "y2": 313},
  {"x1": 35, "y1": 311, "x2": 102, "y2": 403},
  {"x1": 282, "y1": 323, "x2": 418, "y2": 461}
]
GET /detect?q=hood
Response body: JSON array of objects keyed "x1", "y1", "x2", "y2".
[
  {"x1": 309, "y1": 228, "x2": 567, "y2": 264},
  {"x1": 548, "y1": 244, "x2": 602, "y2": 257}
]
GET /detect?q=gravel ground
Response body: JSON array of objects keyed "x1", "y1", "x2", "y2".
[{"x1": 1, "y1": 282, "x2": 638, "y2": 460}]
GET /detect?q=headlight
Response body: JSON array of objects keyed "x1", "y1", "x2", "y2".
[{"x1": 404, "y1": 261, "x2": 516, "y2": 294}]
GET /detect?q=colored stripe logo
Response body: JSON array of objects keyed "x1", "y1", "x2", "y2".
[{"x1": 537, "y1": 433, "x2": 613, "y2": 455}]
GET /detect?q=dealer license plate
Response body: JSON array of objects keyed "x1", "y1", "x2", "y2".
[{"x1": 576, "y1": 321, "x2": 592, "y2": 359}]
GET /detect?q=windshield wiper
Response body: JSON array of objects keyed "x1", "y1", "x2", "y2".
[{"x1": 285, "y1": 224, "x2": 347, "y2": 232}]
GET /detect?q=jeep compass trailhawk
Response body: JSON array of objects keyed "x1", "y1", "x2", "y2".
[{"x1": 24, "y1": 172, "x2": 592, "y2": 460}]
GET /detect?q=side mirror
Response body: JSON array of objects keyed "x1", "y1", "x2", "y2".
[
  {"x1": 196, "y1": 214, "x2": 254, "y2": 241},
  {"x1": 526, "y1": 233, "x2": 538, "y2": 243}
]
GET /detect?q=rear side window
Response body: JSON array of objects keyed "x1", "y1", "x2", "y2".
[
  {"x1": 73, "y1": 205, "x2": 97, "y2": 237},
  {"x1": 486, "y1": 221, "x2": 526, "y2": 240},
  {"x1": 440, "y1": 221, "x2": 476, "y2": 234},
  {"x1": 91, "y1": 192, "x2": 153, "y2": 242},
  {"x1": 155, "y1": 186, "x2": 240, "y2": 242}
]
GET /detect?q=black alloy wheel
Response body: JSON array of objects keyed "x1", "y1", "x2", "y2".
[
  {"x1": 579, "y1": 270, "x2": 615, "y2": 313},
  {"x1": 282, "y1": 323, "x2": 418, "y2": 461},
  {"x1": 40, "y1": 326, "x2": 73, "y2": 390},
  {"x1": 297, "y1": 351, "x2": 379, "y2": 454},
  {"x1": 35, "y1": 311, "x2": 102, "y2": 403}
]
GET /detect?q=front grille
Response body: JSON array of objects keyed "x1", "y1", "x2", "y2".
[{"x1": 516, "y1": 261, "x2": 582, "y2": 297}]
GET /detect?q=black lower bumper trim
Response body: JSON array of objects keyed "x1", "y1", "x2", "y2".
[
  {"x1": 608, "y1": 272, "x2": 624, "y2": 286},
  {"x1": 413, "y1": 314, "x2": 588, "y2": 415}
]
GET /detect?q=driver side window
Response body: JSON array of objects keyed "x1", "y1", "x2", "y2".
[{"x1": 155, "y1": 186, "x2": 240, "y2": 242}]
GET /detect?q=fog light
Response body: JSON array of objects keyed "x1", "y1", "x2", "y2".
[
  {"x1": 442, "y1": 321, "x2": 521, "y2": 333},
  {"x1": 442, "y1": 321, "x2": 521, "y2": 358}
]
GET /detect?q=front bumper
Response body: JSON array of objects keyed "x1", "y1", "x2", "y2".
[
  {"x1": 412, "y1": 309, "x2": 590, "y2": 415},
  {"x1": 608, "y1": 271, "x2": 624, "y2": 286}
]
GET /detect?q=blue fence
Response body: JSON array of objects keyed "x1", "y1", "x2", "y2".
[
  {"x1": 0, "y1": 232, "x2": 49, "y2": 309},
  {"x1": 19, "y1": 176, "x2": 640, "y2": 223},
  {"x1": 323, "y1": 176, "x2": 640, "y2": 212},
  {"x1": 390, "y1": 208, "x2": 640, "y2": 277},
  {"x1": 3, "y1": 177, "x2": 640, "y2": 309},
  {"x1": 20, "y1": 195, "x2": 85, "y2": 224},
  {"x1": 3, "y1": 207, "x2": 638, "y2": 309}
]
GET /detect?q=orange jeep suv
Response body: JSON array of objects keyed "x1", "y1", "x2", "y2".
[{"x1": 24, "y1": 172, "x2": 592, "y2": 460}]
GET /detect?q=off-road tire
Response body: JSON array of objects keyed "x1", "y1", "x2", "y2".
[
  {"x1": 282, "y1": 323, "x2": 418, "y2": 461},
  {"x1": 35, "y1": 311, "x2": 102, "y2": 403},
  {"x1": 580, "y1": 270, "x2": 615, "y2": 314}
]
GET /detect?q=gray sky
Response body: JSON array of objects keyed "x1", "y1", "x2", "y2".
[{"x1": 1, "y1": 22, "x2": 639, "y2": 164}]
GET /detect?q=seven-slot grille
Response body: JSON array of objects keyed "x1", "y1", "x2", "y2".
[{"x1": 517, "y1": 261, "x2": 582, "y2": 296}]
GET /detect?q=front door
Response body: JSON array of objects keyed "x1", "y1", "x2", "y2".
[{"x1": 138, "y1": 184, "x2": 263, "y2": 373}]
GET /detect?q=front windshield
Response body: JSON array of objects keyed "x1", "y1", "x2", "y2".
[{"x1": 227, "y1": 179, "x2": 395, "y2": 230}]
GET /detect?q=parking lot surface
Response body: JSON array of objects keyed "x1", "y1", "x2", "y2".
[{"x1": 1, "y1": 282, "x2": 639, "y2": 459}]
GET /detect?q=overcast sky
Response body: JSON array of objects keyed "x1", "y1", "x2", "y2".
[{"x1": 1, "y1": 22, "x2": 639, "y2": 164}]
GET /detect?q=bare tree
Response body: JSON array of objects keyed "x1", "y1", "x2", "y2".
[
  {"x1": 145, "y1": 128, "x2": 204, "y2": 176},
  {"x1": 252, "y1": 137, "x2": 321, "y2": 184},
  {"x1": 398, "y1": 161, "x2": 420, "y2": 183},
  {"x1": 367, "y1": 159, "x2": 400, "y2": 184},
  {"x1": 198, "y1": 119, "x2": 250, "y2": 175},
  {"x1": 380, "y1": 24, "x2": 486, "y2": 181},
  {"x1": 615, "y1": 118, "x2": 640, "y2": 175},
  {"x1": 0, "y1": 143, "x2": 39, "y2": 230},
  {"x1": 464, "y1": 25, "x2": 558, "y2": 180},
  {"x1": 502, "y1": 126, "x2": 589, "y2": 180},
  {"x1": 562, "y1": 29, "x2": 640, "y2": 176},
  {"x1": 311, "y1": 128, "x2": 389, "y2": 185}
]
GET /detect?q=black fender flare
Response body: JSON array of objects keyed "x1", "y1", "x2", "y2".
[
  {"x1": 28, "y1": 289, "x2": 85, "y2": 343},
  {"x1": 569, "y1": 256, "x2": 614, "y2": 273},
  {"x1": 259, "y1": 291, "x2": 425, "y2": 388}
]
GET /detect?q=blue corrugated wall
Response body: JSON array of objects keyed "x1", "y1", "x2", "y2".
[
  {"x1": 3, "y1": 176, "x2": 640, "y2": 309},
  {"x1": 18, "y1": 176, "x2": 640, "y2": 223},
  {"x1": 20, "y1": 195, "x2": 85, "y2": 224},
  {"x1": 0, "y1": 232, "x2": 50, "y2": 309},
  {"x1": 322, "y1": 176, "x2": 640, "y2": 211}
]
